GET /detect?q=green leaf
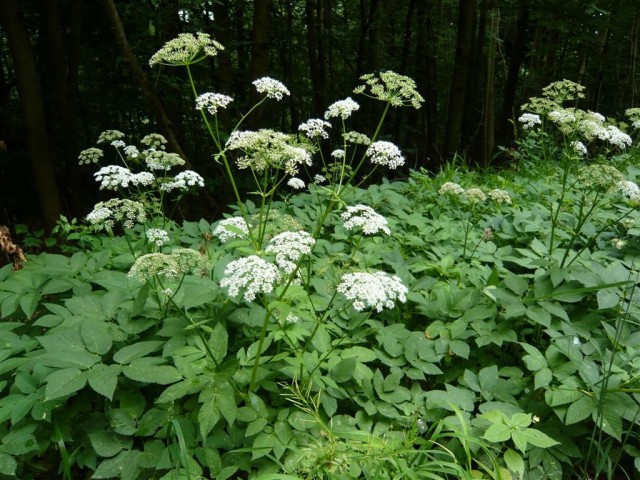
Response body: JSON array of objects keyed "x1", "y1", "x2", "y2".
[
  {"x1": 198, "y1": 391, "x2": 221, "y2": 439},
  {"x1": 81, "y1": 319, "x2": 113, "y2": 355},
  {"x1": 596, "y1": 288, "x2": 619, "y2": 310},
  {"x1": 44, "y1": 368, "x2": 88, "y2": 401},
  {"x1": 123, "y1": 360, "x2": 182, "y2": 385},
  {"x1": 0, "y1": 452, "x2": 16, "y2": 476},
  {"x1": 208, "y1": 322, "x2": 228, "y2": 364},
  {"x1": 89, "y1": 431, "x2": 133, "y2": 458},
  {"x1": 504, "y1": 273, "x2": 529, "y2": 296},
  {"x1": 511, "y1": 412, "x2": 532, "y2": 428},
  {"x1": 19, "y1": 292, "x2": 39, "y2": 318},
  {"x1": 504, "y1": 448, "x2": 524, "y2": 477},
  {"x1": 246, "y1": 417, "x2": 268, "y2": 437},
  {"x1": 113, "y1": 341, "x2": 164, "y2": 364},
  {"x1": 526, "y1": 306, "x2": 551, "y2": 327},
  {"x1": 534, "y1": 368, "x2": 553, "y2": 390},
  {"x1": 331, "y1": 357, "x2": 357, "y2": 383},
  {"x1": 514, "y1": 428, "x2": 560, "y2": 451},
  {"x1": 216, "y1": 382, "x2": 237, "y2": 426},
  {"x1": 565, "y1": 395, "x2": 594, "y2": 425},
  {"x1": 520, "y1": 343, "x2": 547, "y2": 371},
  {"x1": 483, "y1": 423, "x2": 511, "y2": 443},
  {"x1": 88, "y1": 364, "x2": 120, "y2": 400},
  {"x1": 93, "y1": 450, "x2": 141, "y2": 479}
]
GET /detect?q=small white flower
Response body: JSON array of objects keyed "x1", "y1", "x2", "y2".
[
  {"x1": 366, "y1": 141, "x2": 405, "y2": 169},
  {"x1": 212, "y1": 217, "x2": 250, "y2": 243},
  {"x1": 337, "y1": 271, "x2": 408, "y2": 312},
  {"x1": 324, "y1": 97, "x2": 360, "y2": 120},
  {"x1": 487, "y1": 189, "x2": 512, "y2": 204},
  {"x1": 160, "y1": 170, "x2": 205, "y2": 192},
  {"x1": 518, "y1": 113, "x2": 542, "y2": 130},
  {"x1": 147, "y1": 228, "x2": 170, "y2": 246},
  {"x1": 86, "y1": 206, "x2": 112, "y2": 225},
  {"x1": 220, "y1": 255, "x2": 281, "y2": 301},
  {"x1": 141, "y1": 133, "x2": 168, "y2": 150},
  {"x1": 111, "y1": 140, "x2": 126, "y2": 148},
  {"x1": 78, "y1": 148, "x2": 104, "y2": 165},
  {"x1": 314, "y1": 174, "x2": 326, "y2": 184},
  {"x1": 124, "y1": 145, "x2": 140, "y2": 158},
  {"x1": 463, "y1": 188, "x2": 487, "y2": 203},
  {"x1": 131, "y1": 172, "x2": 155, "y2": 186},
  {"x1": 571, "y1": 140, "x2": 588, "y2": 156},
  {"x1": 287, "y1": 177, "x2": 306, "y2": 190},
  {"x1": 299, "y1": 119, "x2": 331, "y2": 139},
  {"x1": 612, "y1": 238, "x2": 626, "y2": 250},
  {"x1": 343, "y1": 131, "x2": 371, "y2": 145},
  {"x1": 144, "y1": 150, "x2": 185, "y2": 171},
  {"x1": 253, "y1": 77, "x2": 290, "y2": 100},
  {"x1": 94, "y1": 165, "x2": 134, "y2": 190},
  {"x1": 265, "y1": 230, "x2": 316, "y2": 274},
  {"x1": 195, "y1": 92, "x2": 234, "y2": 115},
  {"x1": 97, "y1": 130, "x2": 125, "y2": 144},
  {"x1": 438, "y1": 182, "x2": 464, "y2": 195},
  {"x1": 331, "y1": 149, "x2": 345, "y2": 159},
  {"x1": 605, "y1": 126, "x2": 632, "y2": 149},
  {"x1": 149, "y1": 32, "x2": 224, "y2": 67},
  {"x1": 617, "y1": 180, "x2": 640, "y2": 197},
  {"x1": 341, "y1": 204, "x2": 390, "y2": 235}
]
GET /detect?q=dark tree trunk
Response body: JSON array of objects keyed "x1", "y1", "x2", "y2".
[
  {"x1": 249, "y1": 0, "x2": 274, "y2": 112},
  {"x1": 444, "y1": 0, "x2": 477, "y2": 157},
  {"x1": 0, "y1": 0, "x2": 63, "y2": 229},
  {"x1": 482, "y1": 5, "x2": 499, "y2": 166},
  {"x1": 497, "y1": 0, "x2": 529, "y2": 148},
  {"x1": 306, "y1": 0, "x2": 326, "y2": 116}
]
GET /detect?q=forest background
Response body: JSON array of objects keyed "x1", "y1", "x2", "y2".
[{"x1": 1, "y1": 0, "x2": 639, "y2": 230}]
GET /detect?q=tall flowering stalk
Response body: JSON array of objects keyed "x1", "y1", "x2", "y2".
[{"x1": 147, "y1": 34, "x2": 420, "y2": 394}]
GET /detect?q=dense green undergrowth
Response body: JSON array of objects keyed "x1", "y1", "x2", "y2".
[{"x1": 2, "y1": 34, "x2": 640, "y2": 480}]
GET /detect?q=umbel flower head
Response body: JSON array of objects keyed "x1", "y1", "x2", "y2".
[
  {"x1": 354, "y1": 71, "x2": 424, "y2": 109},
  {"x1": 324, "y1": 97, "x2": 360, "y2": 120},
  {"x1": 577, "y1": 164, "x2": 624, "y2": 191},
  {"x1": 78, "y1": 147, "x2": 104, "y2": 165},
  {"x1": 298, "y1": 119, "x2": 331, "y2": 139},
  {"x1": 366, "y1": 141, "x2": 405, "y2": 169},
  {"x1": 517, "y1": 113, "x2": 541, "y2": 130},
  {"x1": 438, "y1": 182, "x2": 465, "y2": 196},
  {"x1": 341, "y1": 204, "x2": 390, "y2": 235},
  {"x1": 265, "y1": 230, "x2": 316, "y2": 274},
  {"x1": 337, "y1": 271, "x2": 408, "y2": 312},
  {"x1": 195, "y1": 93, "x2": 233, "y2": 115},
  {"x1": 86, "y1": 199, "x2": 147, "y2": 230},
  {"x1": 253, "y1": 77, "x2": 290, "y2": 100},
  {"x1": 128, "y1": 248, "x2": 210, "y2": 282},
  {"x1": 212, "y1": 216, "x2": 250, "y2": 243},
  {"x1": 220, "y1": 255, "x2": 281, "y2": 302},
  {"x1": 149, "y1": 32, "x2": 224, "y2": 66}
]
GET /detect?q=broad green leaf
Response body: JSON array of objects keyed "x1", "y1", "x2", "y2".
[
  {"x1": 123, "y1": 360, "x2": 182, "y2": 385},
  {"x1": 81, "y1": 319, "x2": 112, "y2": 355},
  {"x1": 526, "y1": 306, "x2": 551, "y2": 327},
  {"x1": 216, "y1": 382, "x2": 237, "y2": 426},
  {"x1": 596, "y1": 288, "x2": 619, "y2": 310},
  {"x1": 113, "y1": 341, "x2": 164, "y2": 364},
  {"x1": 504, "y1": 273, "x2": 529, "y2": 296},
  {"x1": 92, "y1": 450, "x2": 141, "y2": 479},
  {"x1": 520, "y1": 343, "x2": 547, "y2": 371},
  {"x1": 534, "y1": 368, "x2": 553, "y2": 390},
  {"x1": 0, "y1": 452, "x2": 16, "y2": 476},
  {"x1": 198, "y1": 391, "x2": 221, "y2": 439},
  {"x1": 504, "y1": 448, "x2": 524, "y2": 477},
  {"x1": 511, "y1": 412, "x2": 532, "y2": 428},
  {"x1": 483, "y1": 423, "x2": 511, "y2": 443},
  {"x1": 251, "y1": 430, "x2": 276, "y2": 461},
  {"x1": 245, "y1": 417, "x2": 268, "y2": 437},
  {"x1": 208, "y1": 322, "x2": 228, "y2": 364},
  {"x1": 44, "y1": 368, "x2": 88, "y2": 401},
  {"x1": 513, "y1": 428, "x2": 559, "y2": 452},
  {"x1": 331, "y1": 357, "x2": 357, "y2": 383},
  {"x1": 89, "y1": 431, "x2": 133, "y2": 458},
  {"x1": 565, "y1": 395, "x2": 594, "y2": 425},
  {"x1": 88, "y1": 364, "x2": 120, "y2": 400}
]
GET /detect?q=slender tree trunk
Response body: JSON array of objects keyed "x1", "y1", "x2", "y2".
[
  {"x1": 306, "y1": 0, "x2": 325, "y2": 116},
  {"x1": 102, "y1": 0, "x2": 189, "y2": 164},
  {"x1": 248, "y1": 0, "x2": 273, "y2": 125},
  {"x1": 630, "y1": 12, "x2": 639, "y2": 105},
  {"x1": 497, "y1": 0, "x2": 528, "y2": 148},
  {"x1": 444, "y1": 0, "x2": 476, "y2": 157},
  {"x1": 482, "y1": 5, "x2": 499, "y2": 166},
  {"x1": 0, "y1": 0, "x2": 62, "y2": 229}
]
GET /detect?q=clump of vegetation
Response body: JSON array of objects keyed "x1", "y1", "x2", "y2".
[{"x1": 1, "y1": 33, "x2": 640, "y2": 480}]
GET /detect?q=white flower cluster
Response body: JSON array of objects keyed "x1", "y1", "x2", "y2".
[
  {"x1": 226, "y1": 130, "x2": 312, "y2": 175},
  {"x1": 287, "y1": 178, "x2": 305, "y2": 190},
  {"x1": 86, "y1": 199, "x2": 147, "y2": 229},
  {"x1": 517, "y1": 113, "x2": 542, "y2": 130},
  {"x1": 366, "y1": 141, "x2": 405, "y2": 169},
  {"x1": 128, "y1": 248, "x2": 209, "y2": 282},
  {"x1": 195, "y1": 92, "x2": 233, "y2": 115},
  {"x1": 341, "y1": 204, "x2": 390, "y2": 235},
  {"x1": 577, "y1": 164, "x2": 624, "y2": 191},
  {"x1": 354, "y1": 71, "x2": 424, "y2": 109},
  {"x1": 331, "y1": 149, "x2": 345, "y2": 159},
  {"x1": 463, "y1": 188, "x2": 487, "y2": 203},
  {"x1": 94, "y1": 165, "x2": 133, "y2": 190},
  {"x1": 616, "y1": 180, "x2": 640, "y2": 198},
  {"x1": 212, "y1": 217, "x2": 250, "y2": 242},
  {"x1": 111, "y1": 140, "x2": 126, "y2": 148},
  {"x1": 337, "y1": 271, "x2": 408, "y2": 312},
  {"x1": 487, "y1": 189, "x2": 512, "y2": 204},
  {"x1": 146, "y1": 228, "x2": 170, "y2": 247},
  {"x1": 159, "y1": 170, "x2": 205, "y2": 192},
  {"x1": 298, "y1": 119, "x2": 331, "y2": 139},
  {"x1": 343, "y1": 131, "x2": 371, "y2": 145},
  {"x1": 253, "y1": 77, "x2": 290, "y2": 100},
  {"x1": 324, "y1": 97, "x2": 360, "y2": 120},
  {"x1": 149, "y1": 32, "x2": 224, "y2": 66},
  {"x1": 124, "y1": 145, "x2": 140, "y2": 158},
  {"x1": 314, "y1": 174, "x2": 326, "y2": 184},
  {"x1": 97, "y1": 130, "x2": 125, "y2": 144},
  {"x1": 578, "y1": 120, "x2": 632, "y2": 149},
  {"x1": 144, "y1": 150, "x2": 185, "y2": 171},
  {"x1": 571, "y1": 140, "x2": 588, "y2": 156},
  {"x1": 604, "y1": 125, "x2": 633, "y2": 149},
  {"x1": 78, "y1": 147, "x2": 104, "y2": 165},
  {"x1": 612, "y1": 238, "x2": 626, "y2": 250},
  {"x1": 265, "y1": 230, "x2": 316, "y2": 274},
  {"x1": 220, "y1": 255, "x2": 281, "y2": 301},
  {"x1": 141, "y1": 133, "x2": 168, "y2": 150},
  {"x1": 438, "y1": 182, "x2": 465, "y2": 195}
]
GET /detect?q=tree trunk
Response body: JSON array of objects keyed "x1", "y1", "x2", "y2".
[
  {"x1": 482, "y1": 5, "x2": 499, "y2": 166},
  {"x1": 0, "y1": 0, "x2": 63, "y2": 229},
  {"x1": 306, "y1": 0, "x2": 326, "y2": 116},
  {"x1": 444, "y1": 0, "x2": 476, "y2": 157},
  {"x1": 102, "y1": 0, "x2": 189, "y2": 164},
  {"x1": 497, "y1": 0, "x2": 529, "y2": 148}
]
